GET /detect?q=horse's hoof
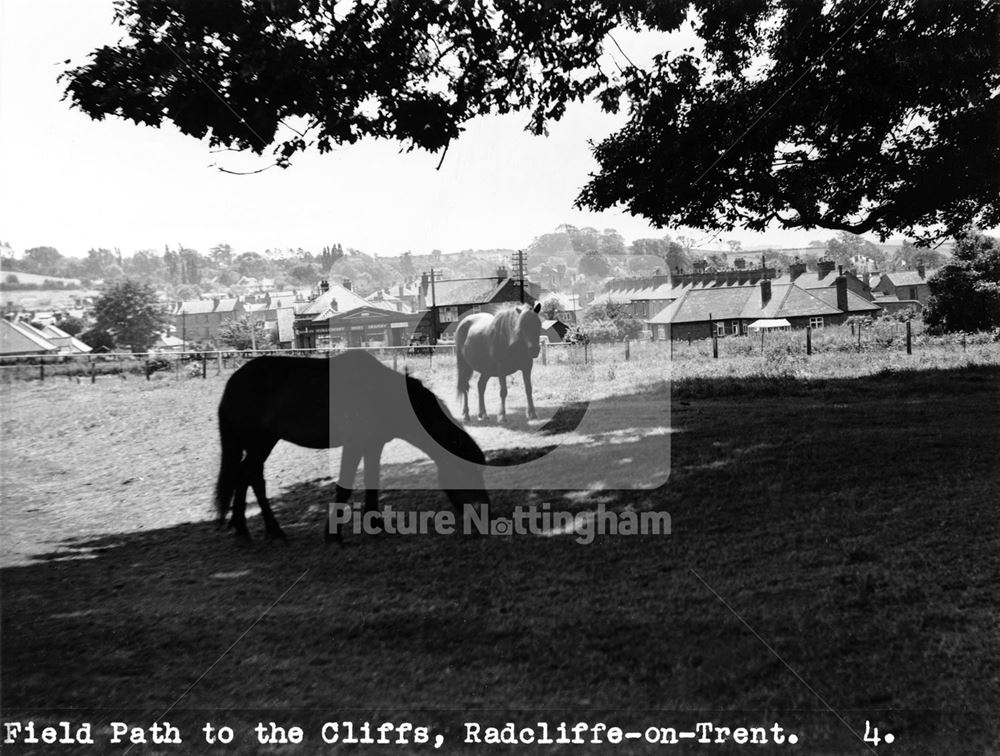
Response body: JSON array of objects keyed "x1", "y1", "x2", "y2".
[
  {"x1": 498, "y1": 415, "x2": 508, "y2": 424},
  {"x1": 528, "y1": 411, "x2": 538, "y2": 421}
]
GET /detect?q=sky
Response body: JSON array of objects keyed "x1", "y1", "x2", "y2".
[{"x1": 2, "y1": 0, "x2": 879, "y2": 260}]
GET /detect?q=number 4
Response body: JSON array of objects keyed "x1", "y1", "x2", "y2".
[{"x1": 864, "y1": 721, "x2": 895, "y2": 746}]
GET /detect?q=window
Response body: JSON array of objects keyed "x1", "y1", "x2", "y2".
[
  {"x1": 809, "y1": 317, "x2": 824, "y2": 329},
  {"x1": 715, "y1": 321, "x2": 725, "y2": 337},
  {"x1": 731, "y1": 321, "x2": 739, "y2": 335},
  {"x1": 909, "y1": 287, "x2": 918, "y2": 300},
  {"x1": 438, "y1": 306, "x2": 458, "y2": 322}
]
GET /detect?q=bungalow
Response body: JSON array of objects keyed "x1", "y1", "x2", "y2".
[{"x1": 647, "y1": 275, "x2": 882, "y2": 341}]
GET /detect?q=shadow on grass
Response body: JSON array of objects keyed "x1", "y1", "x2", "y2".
[{"x1": 2, "y1": 364, "x2": 999, "y2": 753}]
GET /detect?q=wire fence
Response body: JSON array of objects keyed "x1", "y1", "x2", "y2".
[{"x1": 0, "y1": 323, "x2": 995, "y2": 384}]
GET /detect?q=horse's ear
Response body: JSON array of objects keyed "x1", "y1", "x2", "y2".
[{"x1": 533, "y1": 302, "x2": 541, "y2": 314}]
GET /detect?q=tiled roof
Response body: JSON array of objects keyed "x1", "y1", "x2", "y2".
[
  {"x1": 648, "y1": 283, "x2": 842, "y2": 325},
  {"x1": 882, "y1": 271, "x2": 927, "y2": 287},
  {"x1": 810, "y1": 287, "x2": 881, "y2": 313},
  {"x1": 177, "y1": 300, "x2": 215, "y2": 315},
  {"x1": 432, "y1": 278, "x2": 507, "y2": 306},
  {"x1": 1, "y1": 319, "x2": 59, "y2": 354},
  {"x1": 296, "y1": 282, "x2": 381, "y2": 316}
]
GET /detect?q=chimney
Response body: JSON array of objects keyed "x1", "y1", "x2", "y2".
[
  {"x1": 733, "y1": 257, "x2": 746, "y2": 270},
  {"x1": 836, "y1": 273, "x2": 849, "y2": 313},
  {"x1": 496, "y1": 265, "x2": 509, "y2": 283},
  {"x1": 342, "y1": 278, "x2": 352, "y2": 291},
  {"x1": 916, "y1": 260, "x2": 926, "y2": 279},
  {"x1": 788, "y1": 258, "x2": 807, "y2": 280},
  {"x1": 760, "y1": 279, "x2": 772, "y2": 306},
  {"x1": 319, "y1": 279, "x2": 330, "y2": 294},
  {"x1": 817, "y1": 257, "x2": 836, "y2": 278},
  {"x1": 212, "y1": 297, "x2": 220, "y2": 310}
]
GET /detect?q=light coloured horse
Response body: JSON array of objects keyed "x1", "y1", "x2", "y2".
[{"x1": 455, "y1": 303, "x2": 542, "y2": 422}]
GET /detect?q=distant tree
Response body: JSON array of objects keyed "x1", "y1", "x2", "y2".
[
  {"x1": 399, "y1": 251, "x2": 415, "y2": 277},
  {"x1": 540, "y1": 297, "x2": 561, "y2": 320},
  {"x1": 892, "y1": 240, "x2": 948, "y2": 271},
  {"x1": 23, "y1": 246, "x2": 64, "y2": 275},
  {"x1": 234, "y1": 252, "x2": 269, "y2": 279},
  {"x1": 289, "y1": 263, "x2": 319, "y2": 285},
  {"x1": 79, "y1": 327, "x2": 115, "y2": 352},
  {"x1": 825, "y1": 232, "x2": 883, "y2": 269},
  {"x1": 91, "y1": 280, "x2": 168, "y2": 351},
  {"x1": 923, "y1": 230, "x2": 1000, "y2": 333},
  {"x1": 84, "y1": 248, "x2": 117, "y2": 279},
  {"x1": 578, "y1": 251, "x2": 611, "y2": 279},
  {"x1": 4, "y1": 274, "x2": 19, "y2": 284},
  {"x1": 57, "y1": 315, "x2": 86, "y2": 336},
  {"x1": 216, "y1": 314, "x2": 275, "y2": 350},
  {"x1": 209, "y1": 243, "x2": 234, "y2": 266}
]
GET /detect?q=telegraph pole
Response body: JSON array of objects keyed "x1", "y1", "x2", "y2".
[{"x1": 429, "y1": 268, "x2": 439, "y2": 345}]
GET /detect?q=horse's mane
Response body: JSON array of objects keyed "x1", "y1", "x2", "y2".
[
  {"x1": 405, "y1": 374, "x2": 486, "y2": 465},
  {"x1": 490, "y1": 306, "x2": 523, "y2": 347}
]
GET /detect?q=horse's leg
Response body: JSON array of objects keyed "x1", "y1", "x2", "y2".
[
  {"x1": 477, "y1": 374, "x2": 489, "y2": 420},
  {"x1": 362, "y1": 442, "x2": 386, "y2": 533},
  {"x1": 498, "y1": 375, "x2": 508, "y2": 423},
  {"x1": 230, "y1": 472, "x2": 252, "y2": 542},
  {"x1": 327, "y1": 444, "x2": 362, "y2": 543},
  {"x1": 523, "y1": 365, "x2": 537, "y2": 420},
  {"x1": 461, "y1": 387, "x2": 470, "y2": 422},
  {"x1": 245, "y1": 438, "x2": 283, "y2": 540}
]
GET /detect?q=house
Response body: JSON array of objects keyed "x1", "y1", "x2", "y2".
[
  {"x1": 871, "y1": 264, "x2": 931, "y2": 307},
  {"x1": 647, "y1": 274, "x2": 882, "y2": 341},
  {"x1": 173, "y1": 297, "x2": 246, "y2": 345},
  {"x1": 292, "y1": 279, "x2": 414, "y2": 348},
  {"x1": 416, "y1": 267, "x2": 537, "y2": 343},
  {"x1": 0, "y1": 319, "x2": 59, "y2": 356}
]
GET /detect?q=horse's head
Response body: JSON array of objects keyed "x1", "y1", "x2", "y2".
[
  {"x1": 513, "y1": 302, "x2": 543, "y2": 359},
  {"x1": 439, "y1": 449, "x2": 490, "y2": 510}
]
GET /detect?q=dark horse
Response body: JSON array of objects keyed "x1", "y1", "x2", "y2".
[
  {"x1": 456, "y1": 302, "x2": 543, "y2": 422},
  {"x1": 215, "y1": 350, "x2": 488, "y2": 541}
]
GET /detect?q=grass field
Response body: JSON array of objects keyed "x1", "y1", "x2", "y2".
[{"x1": 2, "y1": 342, "x2": 999, "y2": 754}]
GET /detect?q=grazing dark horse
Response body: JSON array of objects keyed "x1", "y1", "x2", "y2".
[
  {"x1": 456, "y1": 302, "x2": 543, "y2": 422},
  {"x1": 215, "y1": 350, "x2": 488, "y2": 541}
]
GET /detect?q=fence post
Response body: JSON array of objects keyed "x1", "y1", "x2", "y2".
[
  {"x1": 760, "y1": 329, "x2": 765, "y2": 354},
  {"x1": 202, "y1": 355, "x2": 207, "y2": 379},
  {"x1": 906, "y1": 320, "x2": 912, "y2": 355},
  {"x1": 712, "y1": 334, "x2": 718, "y2": 359},
  {"x1": 625, "y1": 338, "x2": 630, "y2": 361},
  {"x1": 806, "y1": 326, "x2": 812, "y2": 356},
  {"x1": 90, "y1": 358, "x2": 96, "y2": 383},
  {"x1": 857, "y1": 322, "x2": 863, "y2": 351},
  {"x1": 145, "y1": 360, "x2": 151, "y2": 380},
  {"x1": 39, "y1": 362, "x2": 44, "y2": 382}
]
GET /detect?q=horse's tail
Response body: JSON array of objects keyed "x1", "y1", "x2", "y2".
[
  {"x1": 214, "y1": 403, "x2": 243, "y2": 524},
  {"x1": 455, "y1": 318, "x2": 474, "y2": 402}
]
